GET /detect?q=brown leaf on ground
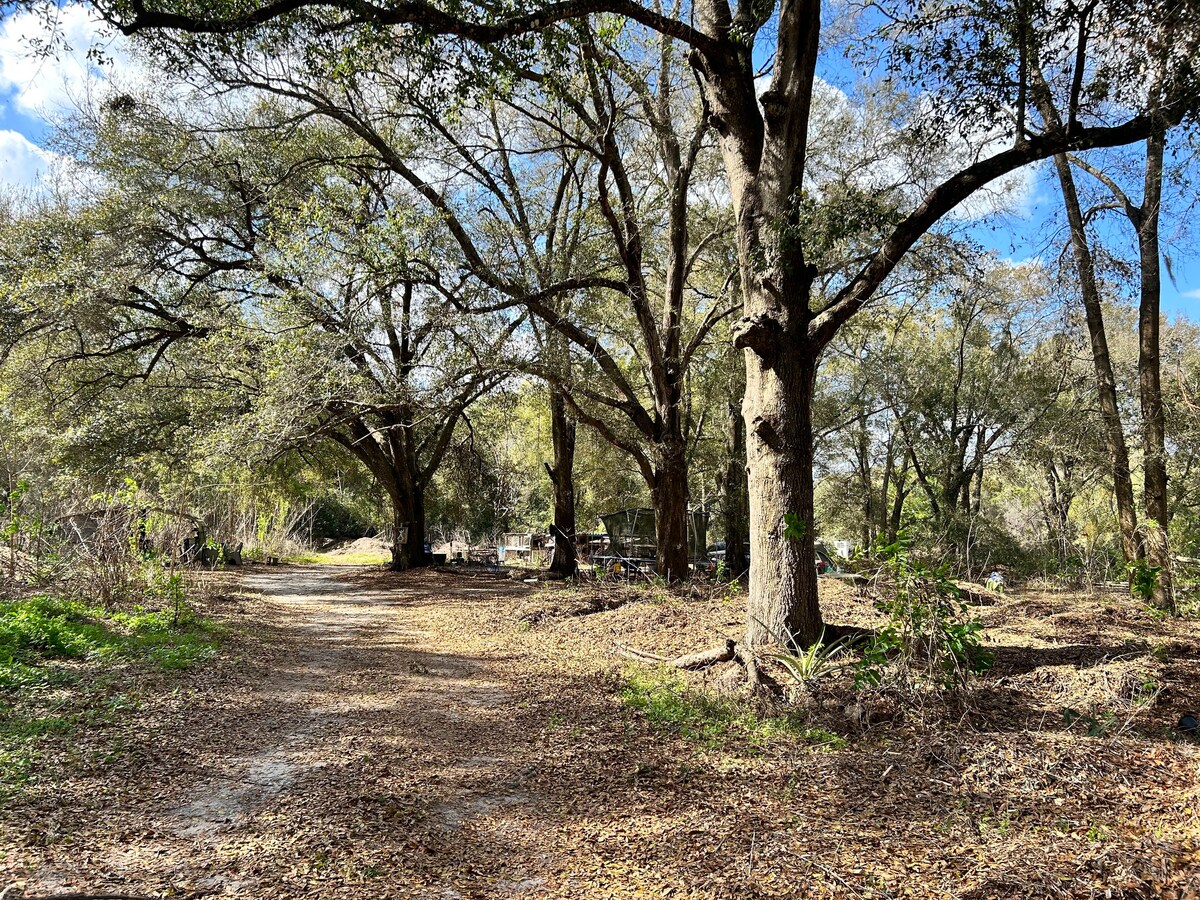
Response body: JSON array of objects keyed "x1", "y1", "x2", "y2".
[{"x1": 2, "y1": 568, "x2": 1197, "y2": 899}]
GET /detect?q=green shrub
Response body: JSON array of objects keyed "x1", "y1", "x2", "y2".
[{"x1": 857, "y1": 532, "x2": 993, "y2": 690}]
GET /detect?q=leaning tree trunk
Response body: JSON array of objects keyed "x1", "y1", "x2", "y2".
[
  {"x1": 742, "y1": 334, "x2": 822, "y2": 648},
  {"x1": 1137, "y1": 128, "x2": 1174, "y2": 612},
  {"x1": 1050, "y1": 152, "x2": 1143, "y2": 565},
  {"x1": 652, "y1": 438, "x2": 691, "y2": 582},
  {"x1": 722, "y1": 398, "x2": 749, "y2": 578},
  {"x1": 546, "y1": 386, "x2": 578, "y2": 577}
]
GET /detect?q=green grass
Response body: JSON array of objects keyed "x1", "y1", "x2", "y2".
[
  {"x1": 0, "y1": 595, "x2": 223, "y2": 796},
  {"x1": 0, "y1": 595, "x2": 221, "y2": 681},
  {"x1": 620, "y1": 668, "x2": 847, "y2": 751}
]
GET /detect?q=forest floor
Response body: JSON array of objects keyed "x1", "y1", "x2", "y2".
[{"x1": 1, "y1": 565, "x2": 1199, "y2": 899}]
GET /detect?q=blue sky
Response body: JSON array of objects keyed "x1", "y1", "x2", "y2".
[
  {"x1": 963, "y1": 166, "x2": 1200, "y2": 320},
  {"x1": 0, "y1": 4, "x2": 1196, "y2": 319},
  {"x1": 0, "y1": 4, "x2": 132, "y2": 189}
]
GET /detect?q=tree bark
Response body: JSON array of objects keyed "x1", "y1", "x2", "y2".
[
  {"x1": 889, "y1": 452, "x2": 909, "y2": 542},
  {"x1": 652, "y1": 438, "x2": 691, "y2": 581},
  {"x1": 722, "y1": 397, "x2": 749, "y2": 578},
  {"x1": 389, "y1": 486, "x2": 428, "y2": 570},
  {"x1": 742, "y1": 337, "x2": 822, "y2": 648},
  {"x1": 876, "y1": 432, "x2": 895, "y2": 547},
  {"x1": 1137, "y1": 128, "x2": 1174, "y2": 612},
  {"x1": 694, "y1": 0, "x2": 826, "y2": 648},
  {"x1": 1044, "y1": 460, "x2": 1075, "y2": 557},
  {"x1": 546, "y1": 385, "x2": 578, "y2": 577},
  {"x1": 1049, "y1": 151, "x2": 1143, "y2": 564},
  {"x1": 856, "y1": 414, "x2": 873, "y2": 548}
]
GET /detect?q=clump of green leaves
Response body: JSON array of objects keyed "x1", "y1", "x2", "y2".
[
  {"x1": 1062, "y1": 708, "x2": 1117, "y2": 738},
  {"x1": 1127, "y1": 559, "x2": 1161, "y2": 604},
  {"x1": 857, "y1": 532, "x2": 993, "y2": 690},
  {"x1": 783, "y1": 513, "x2": 807, "y2": 541},
  {"x1": 771, "y1": 631, "x2": 851, "y2": 687}
]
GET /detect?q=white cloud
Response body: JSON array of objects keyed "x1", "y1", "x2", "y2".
[
  {"x1": 0, "y1": 128, "x2": 55, "y2": 191},
  {"x1": 1182, "y1": 288, "x2": 1200, "y2": 300},
  {"x1": 0, "y1": 3, "x2": 132, "y2": 119}
]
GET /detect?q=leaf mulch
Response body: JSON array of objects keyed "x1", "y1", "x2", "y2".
[{"x1": 1, "y1": 566, "x2": 1197, "y2": 899}]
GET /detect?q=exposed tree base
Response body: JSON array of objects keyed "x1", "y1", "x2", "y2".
[{"x1": 821, "y1": 623, "x2": 873, "y2": 647}]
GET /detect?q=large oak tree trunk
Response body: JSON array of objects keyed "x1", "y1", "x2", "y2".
[
  {"x1": 547, "y1": 386, "x2": 578, "y2": 577},
  {"x1": 652, "y1": 439, "x2": 691, "y2": 581},
  {"x1": 409, "y1": 489, "x2": 429, "y2": 567},
  {"x1": 692, "y1": 0, "x2": 827, "y2": 649},
  {"x1": 722, "y1": 398, "x2": 749, "y2": 578},
  {"x1": 389, "y1": 491, "x2": 414, "y2": 570},
  {"x1": 742, "y1": 335, "x2": 822, "y2": 648},
  {"x1": 1137, "y1": 129, "x2": 1174, "y2": 612},
  {"x1": 389, "y1": 482, "x2": 429, "y2": 571},
  {"x1": 1049, "y1": 152, "x2": 1143, "y2": 565}
]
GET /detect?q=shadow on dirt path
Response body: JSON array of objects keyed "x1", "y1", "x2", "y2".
[{"x1": 10, "y1": 566, "x2": 562, "y2": 898}]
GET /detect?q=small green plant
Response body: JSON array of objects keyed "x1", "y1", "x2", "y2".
[
  {"x1": 763, "y1": 626, "x2": 851, "y2": 691},
  {"x1": 1128, "y1": 559, "x2": 1161, "y2": 603},
  {"x1": 1062, "y1": 707, "x2": 1117, "y2": 737},
  {"x1": 783, "y1": 513, "x2": 806, "y2": 541},
  {"x1": 857, "y1": 531, "x2": 993, "y2": 690},
  {"x1": 1133, "y1": 677, "x2": 1160, "y2": 707},
  {"x1": 854, "y1": 628, "x2": 900, "y2": 688},
  {"x1": 977, "y1": 813, "x2": 1012, "y2": 837}
]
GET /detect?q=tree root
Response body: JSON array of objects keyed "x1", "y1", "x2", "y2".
[
  {"x1": 615, "y1": 637, "x2": 781, "y2": 693},
  {"x1": 615, "y1": 639, "x2": 735, "y2": 669},
  {"x1": 735, "y1": 642, "x2": 780, "y2": 695}
]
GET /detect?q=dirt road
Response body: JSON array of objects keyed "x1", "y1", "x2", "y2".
[{"x1": 9, "y1": 567, "x2": 606, "y2": 898}]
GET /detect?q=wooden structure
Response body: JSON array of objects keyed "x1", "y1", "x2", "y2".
[{"x1": 498, "y1": 532, "x2": 550, "y2": 566}]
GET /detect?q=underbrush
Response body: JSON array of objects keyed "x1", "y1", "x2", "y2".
[
  {"x1": 620, "y1": 668, "x2": 847, "y2": 751},
  {"x1": 0, "y1": 594, "x2": 223, "y2": 796}
]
